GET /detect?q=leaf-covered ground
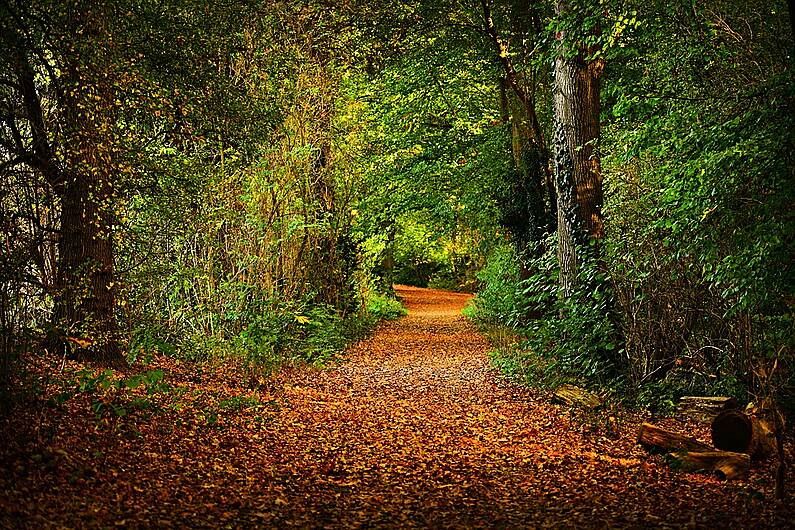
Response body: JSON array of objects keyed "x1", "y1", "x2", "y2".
[{"x1": 1, "y1": 285, "x2": 792, "y2": 528}]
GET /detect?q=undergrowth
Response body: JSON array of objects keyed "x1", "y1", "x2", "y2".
[
  {"x1": 126, "y1": 290, "x2": 406, "y2": 385},
  {"x1": 467, "y1": 241, "x2": 622, "y2": 395}
]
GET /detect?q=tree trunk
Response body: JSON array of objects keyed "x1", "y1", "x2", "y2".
[
  {"x1": 637, "y1": 423, "x2": 750, "y2": 480},
  {"x1": 16, "y1": 5, "x2": 123, "y2": 364},
  {"x1": 509, "y1": 100, "x2": 550, "y2": 257},
  {"x1": 52, "y1": 171, "x2": 120, "y2": 363},
  {"x1": 483, "y1": 1, "x2": 554, "y2": 257},
  {"x1": 5, "y1": 7, "x2": 122, "y2": 364},
  {"x1": 552, "y1": 2, "x2": 604, "y2": 297}
]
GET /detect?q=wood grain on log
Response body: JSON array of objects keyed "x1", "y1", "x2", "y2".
[
  {"x1": 637, "y1": 422, "x2": 712, "y2": 453},
  {"x1": 670, "y1": 451, "x2": 750, "y2": 481},
  {"x1": 677, "y1": 396, "x2": 738, "y2": 421}
]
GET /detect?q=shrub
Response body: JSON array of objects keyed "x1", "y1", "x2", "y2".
[
  {"x1": 366, "y1": 291, "x2": 407, "y2": 321},
  {"x1": 463, "y1": 244, "x2": 523, "y2": 327}
]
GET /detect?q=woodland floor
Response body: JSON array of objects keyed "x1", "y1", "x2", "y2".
[{"x1": 1, "y1": 285, "x2": 793, "y2": 528}]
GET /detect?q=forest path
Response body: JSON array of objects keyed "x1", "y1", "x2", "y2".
[
  {"x1": 4, "y1": 286, "x2": 786, "y2": 528},
  {"x1": 267, "y1": 284, "x2": 563, "y2": 526},
  {"x1": 249, "y1": 285, "x2": 767, "y2": 527}
]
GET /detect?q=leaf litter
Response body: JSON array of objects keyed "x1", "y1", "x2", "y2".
[{"x1": 1, "y1": 285, "x2": 791, "y2": 528}]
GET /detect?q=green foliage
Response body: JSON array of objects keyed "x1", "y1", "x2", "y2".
[
  {"x1": 51, "y1": 367, "x2": 169, "y2": 425},
  {"x1": 217, "y1": 395, "x2": 264, "y2": 413},
  {"x1": 1, "y1": 0, "x2": 791, "y2": 413},
  {"x1": 462, "y1": 244, "x2": 523, "y2": 327},
  {"x1": 599, "y1": 0, "x2": 794, "y2": 407},
  {"x1": 352, "y1": 19, "x2": 510, "y2": 292},
  {"x1": 366, "y1": 292, "x2": 407, "y2": 321},
  {"x1": 469, "y1": 239, "x2": 620, "y2": 389},
  {"x1": 471, "y1": 0, "x2": 795, "y2": 411},
  {"x1": 171, "y1": 294, "x2": 369, "y2": 380}
]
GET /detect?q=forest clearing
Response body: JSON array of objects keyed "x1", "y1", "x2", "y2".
[{"x1": 1, "y1": 0, "x2": 793, "y2": 527}]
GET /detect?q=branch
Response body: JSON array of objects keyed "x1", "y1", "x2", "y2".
[
  {"x1": 480, "y1": 0, "x2": 528, "y2": 107},
  {"x1": 16, "y1": 63, "x2": 63, "y2": 187},
  {"x1": 480, "y1": 0, "x2": 546, "y2": 150}
]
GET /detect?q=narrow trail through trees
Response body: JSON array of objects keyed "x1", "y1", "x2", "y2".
[
  {"x1": 2, "y1": 286, "x2": 789, "y2": 528},
  {"x1": 251, "y1": 285, "x2": 784, "y2": 527},
  {"x1": 267, "y1": 284, "x2": 561, "y2": 525}
]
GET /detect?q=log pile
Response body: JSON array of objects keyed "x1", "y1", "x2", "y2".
[{"x1": 636, "y1": 399, "x2": 780, "y2": 481}]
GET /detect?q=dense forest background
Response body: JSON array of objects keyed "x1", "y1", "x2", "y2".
[{"x1": 1, "y1": 0, "x2": 793, "y2": 414}]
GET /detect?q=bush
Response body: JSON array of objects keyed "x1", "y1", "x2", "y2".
[
  {"x1": 467, "y1": 239, "x2": 620, "y2": 390},
  {"x1": 366, "y1": 291, "x2": 407, "y2": 320},
  {"x1": 463, "y1": 244, "x2": 523, "y2": 327},
  {"x1": 602, "y1": 80, "x2": 794, "y2": 410}
]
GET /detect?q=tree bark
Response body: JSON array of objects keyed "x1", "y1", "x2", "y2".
[
  {"x1": 637, "y1": 422, "x2": 713, "y2": 453},
  {"x1": 552, "y1": 1, "x2": 604, "y2": 296},
  {"x1": 52, "y1": 170, "x2": 119, "y2": 363},
  {"x1": 670, "y1": 451, "x2": 750, "y2": 481}
]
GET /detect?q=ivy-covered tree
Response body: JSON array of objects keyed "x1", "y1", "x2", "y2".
[{"x1": 551, "y1": 1, "x2": 605, "y2": 297}]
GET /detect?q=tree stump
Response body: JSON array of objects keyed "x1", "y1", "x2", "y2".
[
  {"x1": 711, "y1": 409, "x2": 776, "y2": 460},
  {"x1": 637, "y1": 423, "x2": 712, "y2": 453}
]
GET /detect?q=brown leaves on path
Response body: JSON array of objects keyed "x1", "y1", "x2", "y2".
[{"x1": 1, "y1": 285, "x2": 792, "y2": 528}]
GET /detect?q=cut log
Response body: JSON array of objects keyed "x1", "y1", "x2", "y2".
[
  {"x1": 670, "y1": 451, "x2": 750, "y2": 481},
  {"x1": 711, "y1": 409, "x2": 776, "y2": 460},
  {"x1": 637, "y1": 422, "x2": 712, "y2": 453},
  {"x1": 552, "y1": 384, "x2": 602, "y2": 409},
  {"x1": 677, "y1": 396, "x2": 738, "y2": 422}
]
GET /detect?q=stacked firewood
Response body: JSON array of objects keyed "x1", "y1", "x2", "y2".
[{"x1": 637, "y1": 397, "x2": 778, "y2": 481}]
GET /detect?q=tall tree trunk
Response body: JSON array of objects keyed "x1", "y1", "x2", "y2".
[
  {"x1": 5, "y1": 3, "x2": 123, "y2": 364},
  {"x1": 54, "y1": 6, "x2": 122, "y2": 364},
  {"x1": 552, "y1": 1, "x2": 604, "y2": 297},
  {"x1": 52, "y1": 170, "x2": 120, "y2": 363},
  {"x1": 0, "y1": 6, "x2": 122, "y2": 364}
]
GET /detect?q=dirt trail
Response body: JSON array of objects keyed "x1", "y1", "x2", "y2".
[
  {"x1": 256, "y1": 285, "x2": 783, "y2": 528},
  {"x1": 267, "y1": 284, "x2": 561, "y2": 527},
  {"x1": 2, "y1": 286, "x2": 789, "y2": 528}
]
